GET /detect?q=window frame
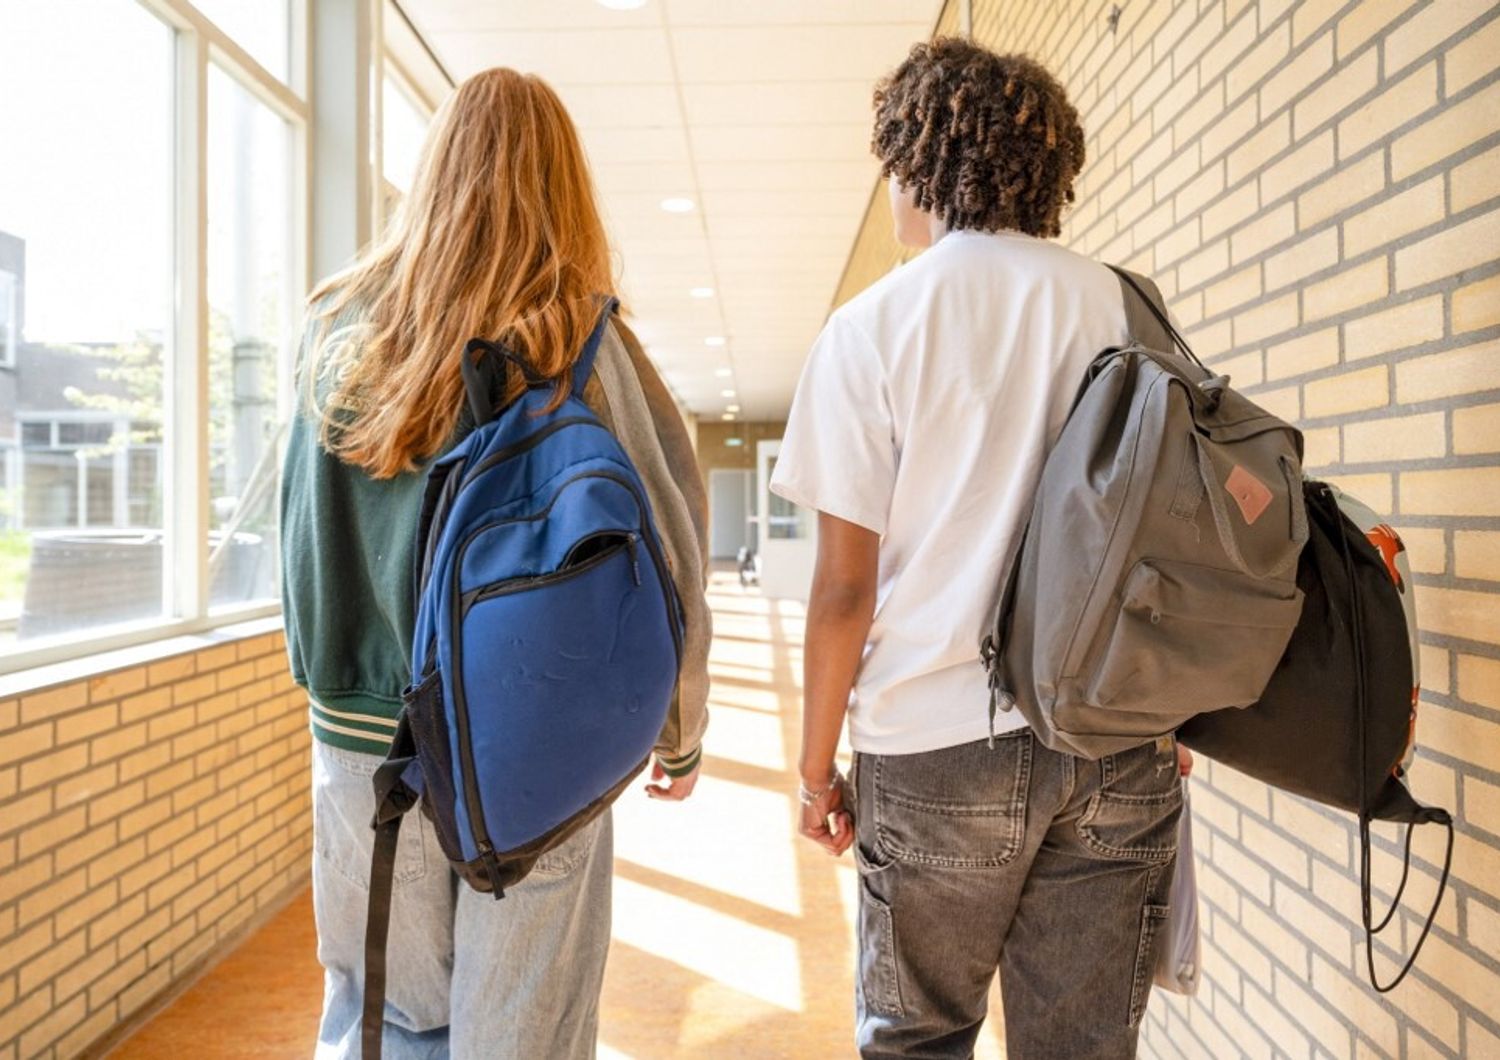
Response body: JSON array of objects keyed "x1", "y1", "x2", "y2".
[
  {"x1": 1, "y1": 0, "x2": 311, "y2": 673},
  {"x1": 0, "y1": 269, "x2": 17, "y2": 368}
]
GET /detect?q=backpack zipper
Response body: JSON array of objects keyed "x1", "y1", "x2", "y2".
[
  {"x1": 459, "y1": 416, "x2": 607, "y2": 488},
  {"x1": 459, "y1": 533, "x2": 638, "y2": 612}
]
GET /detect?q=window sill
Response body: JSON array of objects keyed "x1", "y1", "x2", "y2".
[{"x1": 0, "y1": 611, "x2": 285, "y2": 701}]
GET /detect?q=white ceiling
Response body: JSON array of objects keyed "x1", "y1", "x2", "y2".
[{"x1": 400, "y1": 0, "x2": 942, "y2": 421}]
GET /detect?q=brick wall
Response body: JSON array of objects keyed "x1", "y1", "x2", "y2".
[
  {"x1": 836, "y1": 0, "x2": 1500, "y2": 1055},
  {"x1": 0, "y1": 627, "x2": 311, "y2": 1059}
]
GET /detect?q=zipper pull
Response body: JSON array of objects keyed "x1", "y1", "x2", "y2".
[
  {"x1": 626, "y1": 533, "x2": 642, "y2": 586},
  {"x1": 477, "y1": 840, "x2": 506, "y2": 899}
]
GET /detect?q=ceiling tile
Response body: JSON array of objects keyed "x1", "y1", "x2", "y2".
[
  {"x1": 681, "y1": 82, "x2": 877, "y2": 126},
  {"x1": 669, "y1": 25, "x2": 928, "y2": 84},
  {"x1": 555, "y1": 83, "x2": 683, "y2": 128},
  {"x1": 689, "y1": 123, "x2": 872, "y2": 163},
  {"x1": 694, "y1": 159, "x2": 878, "y2": 194},
  {"x1": 412, "y1": 0, "x2": 664, "y2": 31},
  {"x1": 664, "y1": 0, "x2": 933, "y2": 27},
  {"x1": 429, "y1": 28, "x2": 672, "y2": 83}
]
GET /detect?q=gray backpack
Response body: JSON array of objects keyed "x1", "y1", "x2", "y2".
[{"x1": 980, "y1": 266, "x2": 1308, "y2": 759}]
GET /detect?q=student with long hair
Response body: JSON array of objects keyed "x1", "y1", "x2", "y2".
[
  {"x1": 280, "y1": 68, "x2": 710, "y2": 1058},
  {"x1": 773, "y1": 39, "x2": 1191, "y2": 1058}
]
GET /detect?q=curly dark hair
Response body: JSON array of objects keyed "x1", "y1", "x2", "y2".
[{"x1": 872, "y1": 38, "x2": 1086, "y2": 238}]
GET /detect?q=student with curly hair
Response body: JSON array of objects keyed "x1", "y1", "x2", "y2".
[{"x1": 772, "y1": 38, "x2": 1192, "y2": 1059}]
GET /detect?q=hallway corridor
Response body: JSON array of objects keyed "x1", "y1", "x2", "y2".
[{"x1": 109, "y1": 571, "x2": 1006, "y2": 1059}]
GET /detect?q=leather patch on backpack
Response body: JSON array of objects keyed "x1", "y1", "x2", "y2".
[{"x1": 1225, "y1": 465, "x2": 1273, "y2": 525}]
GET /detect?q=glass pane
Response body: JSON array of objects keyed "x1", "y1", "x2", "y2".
[
  {"x1": 0, "y1": 3, "x2": 173, "y2": 647},
  {"x1": 57, "y1": 421, "x2": 112, "y2": 447},
  {"x1": 194, "y1": 0, "x2": 291, "y2": 83},
  {"x1": 20, "y1": 422, "x2": 50, "y2": 447},
  {"x1": 207, "y1": 65, "x2": 291, "y2": 611},
  {"x1": 23, "y1": 452, "x2": 77, "y2": 528},
  {"x1": 85, "y1": 457, "x2": 114, "y2": 526},
  {"x1": 383, "y1": 74, "x2": 431, "y2": 195},
  {"x1": 128, "y1": 448, "x2": 162, "y2": 528}
]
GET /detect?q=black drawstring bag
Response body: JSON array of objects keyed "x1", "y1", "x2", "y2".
[{"x1": 1178, "y1": 478, "x2": 1453, "y2": 992}]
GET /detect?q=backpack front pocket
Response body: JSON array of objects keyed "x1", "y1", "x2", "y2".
[
  {"x1": 458, "y1": 535, "x2": 677, "y2": 852},
  {"x1": 1084, "y1": 558, "x2": 1302, "y2": 717}
]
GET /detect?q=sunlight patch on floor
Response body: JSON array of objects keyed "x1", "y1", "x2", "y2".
[
  {"x1": 690, "y1": 699, "x2": 788, "y2": 770},
  {"x1": 609, "y1": 876, "x2": 804, "y2": 1012},
  {"x1": 614, "y1": 772, "x2": 801, "y2": 916}
]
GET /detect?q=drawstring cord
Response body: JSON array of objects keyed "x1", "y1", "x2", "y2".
[{"x1": 1331, "y1": 483, "x2": 1453, "y2": 993}]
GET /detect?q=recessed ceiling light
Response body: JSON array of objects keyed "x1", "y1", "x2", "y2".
[
  {"x1": 726, "y1": 404, "x2": 741, "y2": 413},
  {"x1": 596, "y1": 0, "x2": 647, "y2": 9},
  {"x1": 721, "y1": 413, "x2": 735, "y2": 421},
  {"x1": 704, "y1": 336, "x2": 726, "y2": 347},
  {"x1": 714, "y1": 368, "x2": 732, "y2": 378},
  {"x1": 721, "y1": 389, "x2": 736, "y2": 398},
  {"x1": 660, "y1": 197, "x2": 695, "y2": 213},
  {"x1": 690, "y1": 286, "x2": 714, "y2": 299}
]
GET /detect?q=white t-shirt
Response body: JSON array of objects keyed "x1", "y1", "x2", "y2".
[{"x1": 771, "y1": 228, "x2": 1133, "y2": 755}]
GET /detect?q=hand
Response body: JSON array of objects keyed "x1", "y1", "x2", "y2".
[
  {"x1": 798, "y1": 770, "x2": 854, "y2": 857},
  {"x1": 645, "y1": 759, "x2": 700, "y2": 801},
  {"x1": 1177, "y1": 743, "x2": 1194, "y2": 778}
]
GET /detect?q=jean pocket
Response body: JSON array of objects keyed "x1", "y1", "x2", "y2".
[
  {"x1": 856, "y1": 872, "x2": 904, "y2": 1018},
  {"x1": 1099, "y1": 735, "x2": 1182, "y2": 799},
  {"x1": 529, "y1": 814, "x2": 600, "y2": 877},
  {"x1": 313, "y1": 742, "x2": 428, "y2": 888},
  {"x1": 1077, "y1": 782, "x2": 1182, "y2": 864},
  {"x1": 872, "y1": 734, "x2": 1030, "y2": 868},
  {"x1": 1129, "y1": 903, "x2": 1171, "y2": 1026}
]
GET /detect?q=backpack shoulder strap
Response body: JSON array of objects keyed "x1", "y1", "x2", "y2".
[
  {"x1": 361, "y1": 716, "x2": 421, "y2": 1060},
  {"x1": 1107, "y1": 264, "x2": 1204, "y2": 369},
  {"x1": 571, "y1": 297, "x2": 622, "y2": 399}
]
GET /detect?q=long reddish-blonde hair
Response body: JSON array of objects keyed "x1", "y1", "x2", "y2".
[{"x1": 304, "y1": 68, "x2": 615, "y2": 478}]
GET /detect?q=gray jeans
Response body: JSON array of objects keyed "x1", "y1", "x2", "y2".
[
  {"x1": 311, "y1": 740, "x2": 613, "y2": 1059},
  {"x1": 852, "y1": 730, "x2": 1183, "y2": 1060}
]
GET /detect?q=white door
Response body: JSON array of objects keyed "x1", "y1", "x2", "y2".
[
  {"x1": 708, "y1": 468, "x2": 754, "y2": 560},
  {"x1": 755, "y1": 439, "x2": 816, "y2": 601}
]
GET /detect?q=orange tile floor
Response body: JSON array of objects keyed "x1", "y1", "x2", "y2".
[
  {"x1": 110, "y1": 573, "x2": 1005, "y2": 1058},
  {"x1": 111, "y1": 889, "x2": 322, "y2": 1058}
]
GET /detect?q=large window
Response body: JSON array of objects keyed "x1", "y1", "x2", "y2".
[
  {"x1": 0, "y1": 1, "x2": 451, "y2": 671},
  {"x1": 0, "y1": 1, "x2": 175, "y2": 646},
  {"x1": 0, "y1": 0, "x2": 306, "y2": 665}
]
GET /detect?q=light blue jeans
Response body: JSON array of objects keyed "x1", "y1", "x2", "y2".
[{"x1": 311, "y1": 740, "x2": 613, "y2": 1059}]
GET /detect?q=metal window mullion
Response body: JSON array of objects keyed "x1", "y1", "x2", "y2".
[{"x1": 166, "y1": 28, "x2": 211, "y2": 623}]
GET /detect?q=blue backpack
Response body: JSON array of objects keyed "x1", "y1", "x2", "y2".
[{"x1": 360, "y1": 303, "x2": 683, "y2": 1058}]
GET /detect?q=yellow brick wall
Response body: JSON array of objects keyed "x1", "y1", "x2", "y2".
[
  {"x1": 836, "y1": 0, "x2": 1500, "y2": 1055},
  {"x1": 0, "y1": 631, "x2": 311, "y2": 1060}
]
